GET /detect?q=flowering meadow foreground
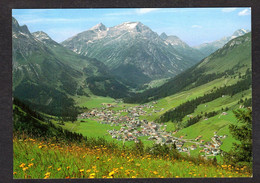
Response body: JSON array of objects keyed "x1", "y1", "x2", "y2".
[{"x1": 13, "y1": 135, "x2": 251, "y2": 179}]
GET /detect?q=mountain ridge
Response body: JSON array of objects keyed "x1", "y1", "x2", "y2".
[
  {"x1": 62, "y1": 22, "x2": 205, "y2": 86},
  {"x1": 12, "y1": 17, "x2": 131, "y2": 116},
  {"x1": 193, "y1": 29, "x2": 250, "y2": 56}
]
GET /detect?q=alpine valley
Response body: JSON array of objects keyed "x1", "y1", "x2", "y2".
[{"x1": 12, "y1": 16, "x2": 252, "y2": 179}]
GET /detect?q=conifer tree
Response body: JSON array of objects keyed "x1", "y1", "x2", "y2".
[{"x1": 224, "y1": 107, "x2": 252, "y2": 166}]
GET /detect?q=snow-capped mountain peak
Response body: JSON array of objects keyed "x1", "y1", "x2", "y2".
[
  {"x1": 113, "y1": 22, "x2": 150, "y2": 33},
  {"x1": 231, "y1": 29, "x2": 249, "y2": 38}
]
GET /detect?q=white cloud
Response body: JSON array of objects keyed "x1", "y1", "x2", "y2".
[
  {"x1": 221, "y1": 8, "x2": 237, "y2": 12},
  {"x1": 136, "y1": 8, "x2": 160, "y2": 14},
  {"x1": 238, "y1": 8, "x2": 251, "y2": 16},
  {"x1": 192, "y1": 25, "x2": 202, "y2": 29}
]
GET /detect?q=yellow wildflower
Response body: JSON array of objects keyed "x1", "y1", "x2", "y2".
[
  {"x1": 44, "y1": 172, "x2": 51, "y2": 177},
  {"x1": 109, "y1": 171, "x2": 115, "y2": 176},
  {"x1": 79, "y1": 169, "x2": 84, "y2": 173},
  {"x1": 19, "y1": 163, "x2": 26, "y2": 168},
  {"x1": 57, "y1": 168, "x2": 61, "y2": 171},
  {"x1": 86, "y1": 169, "x2": 91, "y2": 173},
  {"x1": 89, "y1": 173, "x2": 95, "y2": 178},
  {"x1": 153, "y1": 171, "x2": 158, "y2": 175}
]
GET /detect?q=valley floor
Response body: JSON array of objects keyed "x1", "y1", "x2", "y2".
[{"x1": 60, "y1": 77, "x2": 251, "y2": 162}]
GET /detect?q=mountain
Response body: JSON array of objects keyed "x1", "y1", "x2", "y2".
[
  {"x1": 194, "y1": 29, "x2": 250, "y2": 56},
  {"x1": 32, "y1": 31, "x2": 60, "y2": 45},
  {"x1": 62, "y1": 22, "x2": 204, "y2": 86},
  {"x1": 160, "y1": 32, "x2": 206, "y2": 63},
  {"x1": 125, "y1": 32, "x2": 251, "y2": 103},
  {"x1": 12, "y1": 17, "x2": 130, "y2": 116}
]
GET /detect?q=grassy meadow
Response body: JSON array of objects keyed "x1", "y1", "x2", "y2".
[{"x1": 13, "y1": 136, "x2": 251, "y2": 179}]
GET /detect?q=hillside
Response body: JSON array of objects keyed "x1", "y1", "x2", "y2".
[
  {"x1": 13, "y1": 99, "x2": 251, "y2": 179},
  {"x1": 62, "y1": 22, "x2": 204, "y2": 86},
  {"x1": 13, "y1": 98, "x2": 85, "y2": 141},
  {"x1": 12, "y1": 17, "x2": 131, "y2": 116},
  {"x1": 13, "y1": 135, "x2": 251, "y2": 179},
  {"x1": 124, "y1": 32, "x2": 251, "y2": 104}
]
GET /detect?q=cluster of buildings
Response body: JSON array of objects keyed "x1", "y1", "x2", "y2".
[
  {"x1": 79, "y1": 102, "x2": 226, "y2": 157},
  {"x1": 174, "y1": 133, "x2": 225, "y2": 156}
]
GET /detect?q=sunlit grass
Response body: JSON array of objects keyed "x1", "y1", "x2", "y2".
[{"x1": 13, "y1": 136, "x2": 251, "y2": 179}]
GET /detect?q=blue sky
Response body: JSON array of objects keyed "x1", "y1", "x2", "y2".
[{"x1": 12, "y1": 8, "x2": 251, "y2": 46}]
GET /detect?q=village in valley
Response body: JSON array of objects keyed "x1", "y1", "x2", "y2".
[{"x1": 79, "y1": 100, "x2": 227, "y2": 158}]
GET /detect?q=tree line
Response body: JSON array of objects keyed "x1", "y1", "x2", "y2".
[
  {"x1": 158, "y1": 73, "x2": 251, "y2": 123},
  {"x1": 124, "y1": 64, "x2": 249, "y2": 104},
  {"x1": 13, "y1": 99, "x2": 86, "y2": 143},
  {"x1": 86, "y1": 76, "x2": 131, "y2": 99}
]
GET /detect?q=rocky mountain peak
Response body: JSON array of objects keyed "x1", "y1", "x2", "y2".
[
  {"x1": 114, "y1": 22, "x2": 149, "y2": 32},
  {"x1": 90, "y1": 23, "x2": 107, "y2": 31},
  {"x1": 164, "y1": 35, "x2": 189, "y2": 48},
  {"x1": 120, "y1": 21, "x2": 141, "y2": 27},
  {"x1": 232, "y1": 29, "x2": 249, "y2": 38},
  {"x1": 12, "y1": 17, "x2": 32, "y2": 39},
  {"x1": 160, "y1": 32, "x2": 168, "y2": 40},
  {"x1": 33, "y1": 31, "x2": 52, "y2": 41},
  {"x1": 12, "y1": 17, "x2": 19, "y2": 28},
  {"x1": 20, "y1": 25, "x2": 31, "y2": 35}
]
